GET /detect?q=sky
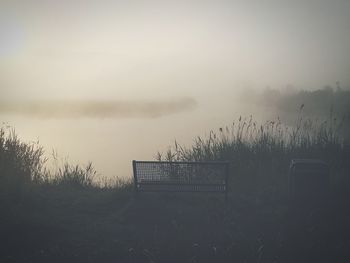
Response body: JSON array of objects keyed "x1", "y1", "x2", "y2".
[{"x1": 1, "y1": 0, "x2": 350, "y2": 178}]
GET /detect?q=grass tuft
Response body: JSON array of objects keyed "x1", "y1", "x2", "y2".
[{"x1": 157, "y1": 115, "x2": 350, "y2": 196}]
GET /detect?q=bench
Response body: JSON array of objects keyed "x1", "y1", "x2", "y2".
[{"x1": 132, "y1": 160, "x2": 229, "y2": 200}]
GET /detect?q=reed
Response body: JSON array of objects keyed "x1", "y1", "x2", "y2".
[
  {"x1": 0, "y1": 126, "x2": 104, "y2": 200},
  {"x1": 157, "y1": 115, "x2": 349, "y2": 196},
  {"x1": 0, "y1": 127, "x2": 46, "y2": 200}
]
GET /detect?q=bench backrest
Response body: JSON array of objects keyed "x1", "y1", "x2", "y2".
[{"x1": 132, "y1": 160, "x2": 229, "y2": 193}]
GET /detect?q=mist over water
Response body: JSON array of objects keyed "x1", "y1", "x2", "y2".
[
  {"x1": 2, "y1": 86, "x2": 349, "y2": 179},
  {"x1": 0, "y1": 94, "x2": 274, "y2": 179},
  {"x1": 1, "y1": 2, "x2": 350, "y2": 263},
  {"x1": 1, "y1": 0, "x2": 350, "y2": 179},
  {"x1": 0, "y1": 98, "x2": 196, "y2": 119}
]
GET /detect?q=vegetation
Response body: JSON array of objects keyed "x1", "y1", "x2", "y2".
[
  {"x1": 0, "y1": 127, "x2": 45, "y2": 201},
  {"x1": 273, "y1": 86, "x2": 350, "y2": 121},
  {"x1": 158, "y1": 114, "x2": 350, "y2": 197},
  {"x1": 244, "y1": 86, "x2": 350, "y2": 140},
  {"x1": 0, "y1": 113, "x2": 350, "y2": 262}
]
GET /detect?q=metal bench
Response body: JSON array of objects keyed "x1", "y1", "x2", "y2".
[{"x1": 132, "y1": 160, "x2": 229, "y2": 200}]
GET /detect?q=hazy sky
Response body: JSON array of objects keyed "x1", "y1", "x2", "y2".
[
  {"x1": 1, "y1": 0, "x2": 350, "y2": 102},
  {"x1": 1, "y1": 0, "x2": 350, "y2": 178}
]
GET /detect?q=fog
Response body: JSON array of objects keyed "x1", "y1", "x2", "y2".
[
  {"x1": 1, "y1": 0, "x2": 350, "y2": 178},
  {"x1": 0, "y1": 98, "x2": 196, "y2": 119}
]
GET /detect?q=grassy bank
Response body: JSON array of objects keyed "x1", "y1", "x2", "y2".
[
  {"x1": 158, "y1": 115, "x2": 350, "y2": 198},
  {"x1": 1, "y1": 116, "x2": 350, "y2": 263}
]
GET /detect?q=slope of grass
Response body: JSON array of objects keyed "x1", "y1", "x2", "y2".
[{"x1": 0, "y1": 116, "x2": 350, "y2": 263}]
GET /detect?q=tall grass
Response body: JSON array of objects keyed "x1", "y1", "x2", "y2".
[
  {"x1": 0, "y1": 126, "x2": 105, "y2": 202},
  {"x1": 49, "y1": 162, "x2": 96, "y2": 188},
  {"x1": 0, "y1": 127, "x2": 46, "y2": 200},
  {"x1": 157, "y1": 115, "x2": 350, "y2": 196},
  {"x1": 1, "y1": 113, "x2": 349, "y2": 201}
]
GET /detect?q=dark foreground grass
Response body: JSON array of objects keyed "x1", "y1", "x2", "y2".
[
  {"x1": 1, "y1": 117, "x2": 350, "y2": 263},
  {"x1": 2, "y1": 188, "x2": 350, "y2": 263}
]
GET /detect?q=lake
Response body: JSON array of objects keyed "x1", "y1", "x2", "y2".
[{"x1": 0, "y1": 96, "x2": 275, "y2": 180}]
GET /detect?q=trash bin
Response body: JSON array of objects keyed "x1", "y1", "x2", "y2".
[{"x1": 288, "y1": 159, "x2": 330, "y2": 205}]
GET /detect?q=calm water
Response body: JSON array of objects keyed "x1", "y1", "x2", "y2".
[{"x1": 1, "y1": 98, "x2": 274, "y2": 180}]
